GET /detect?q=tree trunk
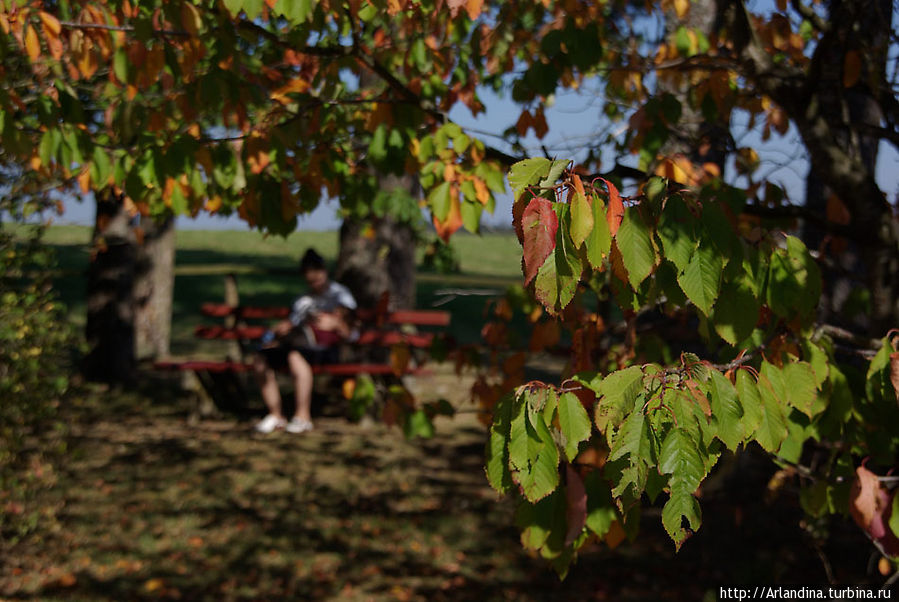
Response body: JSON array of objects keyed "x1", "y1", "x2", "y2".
[
  {"x1": 336, "y1": 174, "x2": 418, "y2": 310},
  {"x1": 799, "y1": 0, "x2": 897, "y2": 334},
  {"x1": 134, "y1": 216, "x2": 175, "y2": 360},
  {"x1": 83, "y1": 194, "x2": 137, "y2": 384}
]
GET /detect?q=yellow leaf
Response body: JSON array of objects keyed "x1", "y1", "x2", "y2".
[
  {"x1": 465, "y1": 0, "x2": 483, "y2": 19},
  {"x1": 38, "y1": 11, "x2": 61, "y2": 36},
  {"x1": 843, "y1": 50, "x2": 861, "y2": 88},
  {"x1": 144, "y1": 578, "x2": 165, "y2": 593},
  {"x1": 271, "y1": 76, "x2": 310, "y2": 104},
  {"x1": 342, "y1": 378, "x2": 356, "y2": 400},
  {"x1": 24, "y1": 24, "x2": 40, "y2": 61},
  {"x1": 390, "y1": 344, "x2": 411, "y2": 377},
  {"x1": 673, "y1": 0, "x2": 689, "y2": 19},
  {"x1": 204, "y1": 195, "x2": 223, "y2": 213},
  {"x1": 180, "y1": 3, "x2": 202, "y2": 37},
  {"x1": 77, "y1": 168, "x2": 91, "y2": 194},
  {"x1": 473, "y1": 177, "x2": 489, "y2": 205}
]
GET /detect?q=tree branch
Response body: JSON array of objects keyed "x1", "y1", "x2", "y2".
[{"x1": 788, "y1": 0, "x2": 830, "y2": 34}]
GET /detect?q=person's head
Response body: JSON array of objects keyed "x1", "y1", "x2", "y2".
[{"x1": 299, "y1": 248, "x2": 328, "y2": 293}]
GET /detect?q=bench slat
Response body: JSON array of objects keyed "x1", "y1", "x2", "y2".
[
  {"x1": 200, "y1": 303, "x2": 450, "y2": 327},
  {"x1": 154, "y1": 360, "x2": 430, "y2": 376},
  {"x1": 194, "y1": 325, "x2": 435, "y2": 348}
]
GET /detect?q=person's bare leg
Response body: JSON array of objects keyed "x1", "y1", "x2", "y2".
[
  {"x1": 287, "y1": 350, "x2": 313, "y2": 423},
  {"x1": 254, "y1": 353, "x2": 284, "y2": 419}
]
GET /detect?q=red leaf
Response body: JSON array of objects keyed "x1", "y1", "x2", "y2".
[
  {"x1": 598, "y1": 178, "x2": 623, "y2": 236},
  {"x1": 521, "y1": 197, "x2": 558, "y2": 286},
  {"x1": 850, "y1": 466, "x2": 889, "y2": 539},
  {"x1": 564, "y1": 464, "x2": 587, "y2": 547}
]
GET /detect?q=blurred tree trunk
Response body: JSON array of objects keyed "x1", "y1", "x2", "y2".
[
  {"x1": 336, "y1": 174, "x2": 418, "y2": 310},
  {"x1": 802, "y1": 0, "x2": 896, "y2": 334},
  {"x1": 83, "y1": 193, "x2": 137, "y2": 384},
  {"x1": 134, "y1": 216, "x2": 175, "y2": 359}
]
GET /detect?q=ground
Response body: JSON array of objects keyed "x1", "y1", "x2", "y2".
[
  {"x1": 1, "y1": 226, "x2": 890, "y2": 600},
  {"x1": 1, "y1": 366, "x2": 886, "y2": 601}
]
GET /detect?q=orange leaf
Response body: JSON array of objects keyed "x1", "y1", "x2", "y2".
[
  {"x1": 849, "y1": 466, "x2": 889, "y2": 539},
  {"x1": 473, "y1": 177, "x2": 490, "y2": 205},
  {"x1": 465, "y1": 0, "x2": 483, "y2": 19},
  {"x1": 38, "y1": 11, "x2": 61, "y2": 36},
  {"x1": 24, "y1": 24, "x2": 40, "y2": 61},
  {"x1": 433, "y1": 191, "x2": 462, "y2": 242},
  {"x1": 843, "y1": 50, "x2": 861, "y2": 88},
  {"x1": 245, "y1": 133, "x2": 270, "y2": 175},
  {"x1": 604, "y1": 520, "x2": 626, "y2": 549},
  {"x1": 390, "y1": 344, "x2": 411, "y2": 377},
  {"x1": 673, "y1": 0, "x2": 689, "y2": 18},
  {"x1": 598, "y1": 178, "x2": 623, "y2": 236},
  {"x1": 77, "y1": 168, "x2": 91, "y2": 194}
]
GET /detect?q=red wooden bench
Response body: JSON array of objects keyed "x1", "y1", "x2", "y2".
[{"x1": 154, "y1": 302, "x2": 451, "y2": 412}]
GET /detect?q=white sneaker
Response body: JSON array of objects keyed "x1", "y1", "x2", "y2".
[
  {"x1": 255, "y1": 414, "x2": 286, "y2": 433},
  {"x1": 285, "y1": 417, "x2": 314, "y2": 434}
]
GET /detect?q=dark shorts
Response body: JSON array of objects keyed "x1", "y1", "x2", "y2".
[{"x1": 259, "y1": 345, "x2": 339, "y2": 370}]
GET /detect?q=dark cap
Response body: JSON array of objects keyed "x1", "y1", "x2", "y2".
[{"x1": 299, "y1": 248, "x2": 326, "y2": 273}]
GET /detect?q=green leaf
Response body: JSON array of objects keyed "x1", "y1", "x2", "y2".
[
  {"x1": 659, "y1": 428, "x2": 706, "y2": 495},
  {"x1": 584, "y1": 472, "x2": 617, "y2": 538},
  {"x1": 368, "y1": 124, "x2": 388, "y2": 165},
  {"x1": 657, "y1": 194, "x2": 697, "y2": 272},
  {"x1": 486, "y1": 395, "x2": 514, "y2": 493},
  {"x1": 223, "y1": 0, "x2": 243, "y2": 16},
  {"x1": 677, "y1": 242, "x2": 723, "y2": 316},
  {"x1": 403, "y1": 409, "x2": 435, "y2": 439},
  {"x1": 662, "y1": 492, "x2": 702, "y2": 550},
  {"x1": 113, "y1": 48, "x2": 128, "y2": 84},
  {"x1": 608, "y1": 409, "x2": 653, "y2": 463},
  {"x1": 707, "y1": 371, "x2": 744, "y2": 450},
  {"x1": 558, "y1": 392, "x2": 592, "y2": 462},
  {"x1": 534, "y1": 205, "x2": 582, "y2": 314},
  {"x1": 585, "y1": 195, "x2": 611, "y2": 269},
  {"x1": 766, "y1": 236, "x2": 821, "y2": 321},
  {"x1": 754, "y1": 371, "x2": 789, "y2": 453},
  {"x1": 428, "y1": 181, "x2": 452, "y2": 221},
  {"x1": 461, "y1": 200, "x2": 482, "y2": 233},
  {"x1": 509, "y1": 396, "x2": 560, "y2": 502},
  {"x1": 615, "y1": 207, "x2": 656, "y2": 289},
  {"x1": 889, "y1": 492, "x2": 899, "y2": 541},
  {"x1": 595, "y1": 366, "x2": 644, "y2": 436},
  {"x1": 539, "y1": 159, "x2": 569, "y2": 187},
  {"x1": 711, "y1": 277, "x2": 759, "y2": 345},
  {"x1": 569, "y1": 191, "x2": 593, "y2": 248},
  {"x1": 275, "y1": 0, "x2": 313, "y2": 23},
  {"x1": 783, "y1": 361, "x2": 820, "y2": 418},
  {"x1": 509, "y1": 157, "x2": 551, "y2": 200},
  {"x1": 735, "y1": 369, "x2": 763, "y2": 437}
]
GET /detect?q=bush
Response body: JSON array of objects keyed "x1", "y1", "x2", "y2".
[{"x1": 0, "y1": 223, "x2": 77, "y2": 541}]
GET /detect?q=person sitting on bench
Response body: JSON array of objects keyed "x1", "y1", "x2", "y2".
[{"x1": 253, "y1": 248, "x2": 357, "y2": 434}]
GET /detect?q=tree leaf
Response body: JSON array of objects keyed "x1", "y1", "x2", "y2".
[
  {"x1": 662, "y1": 491, "x2": 701, "y2": 550},
  {"x1": 677, "y1": 242, "x2": 723, "y2": 316},
  {"x1": 24, "y1": 25, "x2": 40, "y2": 62},
  {"x1": 657, "y1": 194, "x2": 698, "y2": 273},
  {"x1": 659, "y1": 428, "x2": 706, "y2": 495},
  {"x1": 564, "y1": 464, "x2": 587, "y2": 547},
  {"x1": 569, "y1": 191, "x2": 593, "y2": 249},
  {"x1": 509, "y1": 157, "x2": 551, "y2": 200},
  {"x1": 711, "y1": 277, "x2": 759, "y2": 345},
  {"x1": 735, "y1": 369, "x2": 763, "y2": 437},
  {"x1": 595, "y1": 366, "x2": 644, "y2": 437},
  {"x1": 521, "y1": 197, "x2": 558, "y2": 286},
  {"x1": 598, "y1": 178, "x2": 624, "y2": 236},
  {"x1": 486, "y1": 395, "x2": 514, "y2": 493},
  {"x1": 766, "y1": 236, "x2": 821, "y2": 321},
  {"x1": 707, "y1": 370, "x2": 744, "y2": 450},
  {"x1": 608, "y1": 409, "x2": 653, "y2": 463},
  {"x1": 754, "y1": 371, "x2": 789, "y2": 453},
  {"x1": 585, "y1": 195, "x2": 611, "y2": 269},
  {"x1": 429, "y1": 181, "x2": 452, "y2": 221},
  {"x1": 558, "y1": 392, "x2": 592, "y2": 462},
  {"x1": 782, "y1": 361, "x2": 820, "y2": 418},
  {"x1": 614, "y1": 207, "x2": 656, "y2": 289},
  {"x1": 584, "y1": 471, "x2": 617, "y2": 538}
]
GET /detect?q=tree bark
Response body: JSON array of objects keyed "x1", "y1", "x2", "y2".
[
  {"x1": 336, "y1": 174, "x2": 418, "y2": 310},
  {"x1": 83, "y1": 193, "x2": 137, "y2": 384},
  {"x1": 134, "y1": 216, "x2": 175, "y2": 360}
]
